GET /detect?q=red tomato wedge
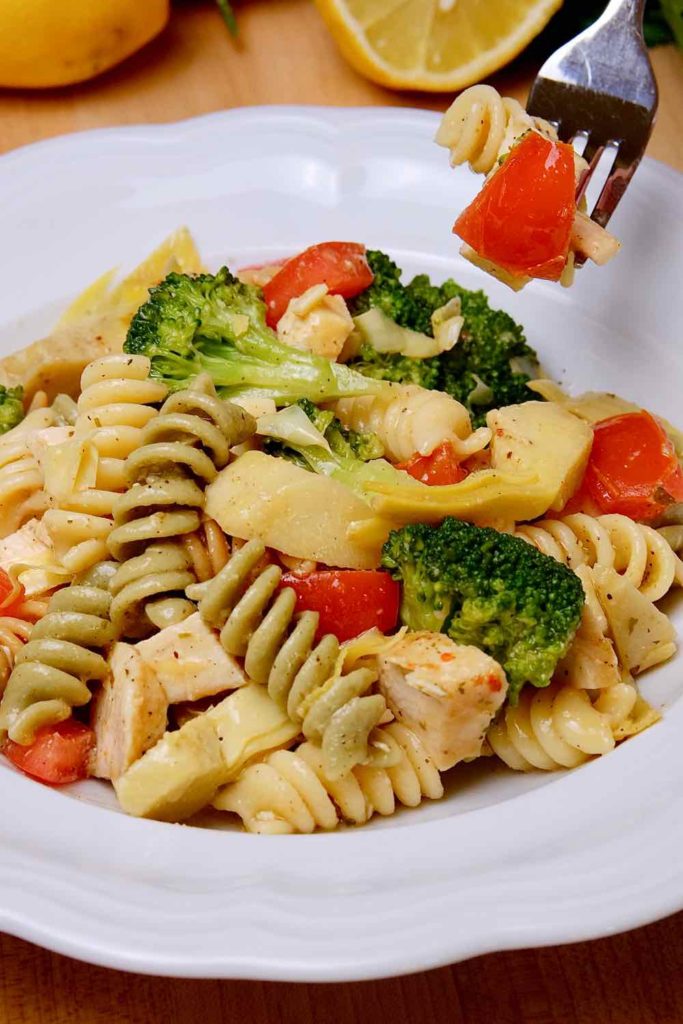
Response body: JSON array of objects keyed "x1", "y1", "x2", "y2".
[
  {"x1": 262, "y1": 242, "x2": 374, "y2": 328},
  {"x1": 583, "y1": 411, "x2": 683, "y2": 521},
  {"x1": 396, "y1": 442, "x2": 468, "y2": 486},
  {"x1": 0, "y1": 568, "x2": 23, "y2": 614},
  {"x1": 453, "y1": 132, "x2": 576, "y2": 281},
  {"x1": 4, "y1": 719, "x2": 94, "y2": 785},
  {"x1": 280, "y1": 569, "x2": 400, "y2": 643}
]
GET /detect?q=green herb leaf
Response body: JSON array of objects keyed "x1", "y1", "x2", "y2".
[{"x1": 215, "y1": 0, "x2": 238, "y2": 37}]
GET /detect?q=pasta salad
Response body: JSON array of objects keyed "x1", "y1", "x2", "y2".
[{"x1": 0, "y1": 228, "x2": 680, "y2": 833}]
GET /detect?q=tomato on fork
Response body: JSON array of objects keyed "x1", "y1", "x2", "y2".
[{"x1": 453, "y1": 132, "x2": 576, "y2": 281}]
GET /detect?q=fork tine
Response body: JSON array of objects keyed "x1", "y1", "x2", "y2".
[
  {"x1": 575, "y1": 141, "x2": 607, "y2": 204},
  {"x1": 590, "y1": 151, "x2": 640, "y2": 229},
  {"x1": 578, "y1": 137, "x2": 603, "y2": 170}
]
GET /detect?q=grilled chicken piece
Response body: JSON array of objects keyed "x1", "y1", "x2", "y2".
[
  {"x1": 276, "y1": 284, "x2": 354, "y2": 361},
  {"x1": 91, "y1": 643, "x2": 167, "y2": 781},
  {"x1": 135, "y1": 612, "x2": 247, "y2": 704},
  {"x1": 378, "y1": 632, "x2": 508, "y2": 770}
]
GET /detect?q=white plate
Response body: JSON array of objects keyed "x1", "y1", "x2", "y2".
[{"x1": 1, "y1": 107, "x2": 682, "y2": 981}]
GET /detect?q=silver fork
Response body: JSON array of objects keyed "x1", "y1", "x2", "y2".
[{"x1": 527, "y1": 0, "x2": 658, "y2": 254}]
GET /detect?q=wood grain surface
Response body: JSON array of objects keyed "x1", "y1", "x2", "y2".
[{"x1": 0, "y1": 3, "x2": 682, "y2": 1020}]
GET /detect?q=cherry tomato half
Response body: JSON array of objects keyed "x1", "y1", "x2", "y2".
[
  {"x1": 4, "y1": 719, "x2": 94, "y2": 786},
  {"x1": 280, "y1": 569, "x2": 400, "y2": 643},
  {"x1": 396, "y1": 442, "x2": 468, "y2": 486},
  {"x1": 262, "y1": 242, "x2": 374, "y2": 327}
]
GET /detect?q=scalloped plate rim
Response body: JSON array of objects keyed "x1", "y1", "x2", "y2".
[{"x1": 0, "y1": 105, "x2": 681, "y2": 980}]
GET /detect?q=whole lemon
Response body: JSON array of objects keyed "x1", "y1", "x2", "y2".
[{"x1": 0, "y1": 0, "x2": 170, "y2": 88}]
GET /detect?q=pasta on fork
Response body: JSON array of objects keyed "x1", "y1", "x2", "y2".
[{"x1": 436, "y1": 84, "x2": 620, "y2": 289}]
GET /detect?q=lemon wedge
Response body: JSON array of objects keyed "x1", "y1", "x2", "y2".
[{"x1": 314, "y1": 0, "x2": 562, "y2": 92}]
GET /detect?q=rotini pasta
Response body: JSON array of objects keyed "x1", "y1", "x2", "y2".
[
  {"x1": 435, "y1": 84, "x2": 557, "y2": 176},
  {"x1": 487, "y1": 678, "x2": 658, "y2": 772},
  {"x1": 0, "y1": 616, "x2": 33, "y2": 699},
  {"x1": 213, "y1": 722, "x2": 443, "y2": 833},
  {"x1": 183, "y1": 516, "x2": 230, "y2": 582},
  {"x1": 107, "y1": 375, "x2": 255, "y2": 637},
  {"x1": 197, "y1": 539, "x2": 394, "y2": 778},
  {"x1": 109, "y1": 542, "x2": 197, "y2": 637},
  {"x1": 334, "y1": 384, "x2": 490, "y2": 464},
  {"x1": 42, "y1": 354, "x2": 168, "y2": 575},
  {"x1": 657, "y1": 526, "x2": 683, "y2": 586},
  {"x1": 0, "y1": 561, "x2": 116, "y2": 744},
  {"x1": 0, "y1": 408, "x2": 55, "y2": 538},
  {"x1": 515, "y1": 513, "x2": 681, "y2": 602}
]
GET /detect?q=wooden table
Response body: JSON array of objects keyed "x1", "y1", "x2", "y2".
[{"x1": 1, "y1": 4, "x2": 682, "y2": 1021}]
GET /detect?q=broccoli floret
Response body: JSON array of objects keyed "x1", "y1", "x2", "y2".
[
  {"x1": 348, "y1": 250, "x2": 406, "y2": 323},
  {"x1": 349, "y1": 341, "x2": 440, "y2": 390},
  {"x1": 0, "y1": 386, "x2": 24, "y2": 435},
  {"x1": 347, "y1": 253, "x2": 440, "y2": 387},
  {"x1": 381, "y1": 518, "x2": 584, "y2": 701},
  {"x1": 124, "y1": 268, "x2": 384, "y2": 405},
  {"x1": 436, "y1": 284, "x2": 540, "y2": 427},
  {"x1": 349, "y1": 251, "x2": 442, "y2": 336},
  {"x1": 348, "y1": 251, "x2": 540, "y2": 426}
]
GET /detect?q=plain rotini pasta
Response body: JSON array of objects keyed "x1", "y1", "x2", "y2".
[
  {"x1": 515, "y1": 513, "x2": 681, "y2": 602},
  {"x1": 42, "y1": 354, "x2": 168, "y2": 575},
  {"x1": 334, "y1": 384, "x2": 490, "y2": 464},
  {"x1": 487, "y1": 678, "x2": 658, "y2": 772},
  {"x1": 183, "y1": 516, "x2": 230, "y2": 583},
  {"x1": 0, "y1": 616, "x2": 33, "y2": 698},
  {"x1": 435, "y1": 84, "x2": 557, "y2": 176},
  {"x1": 107, "y1": 375, "x2": 255, "y2": 637},
  {"x1": 0, "y1": 561, "x2": 116, "y2": 744},
  {"x1": 0, "y1": 408, "x2": 55, "y2": 538},
  {"x1": 657, "y1": 525, "x2": 683, "y2": 587},
  {"x1": 197, "y1": 538, "x2": 395, "y2": 778},
  {"x1": 213, "y1": 722, "x2": 443, "y2": 833}
]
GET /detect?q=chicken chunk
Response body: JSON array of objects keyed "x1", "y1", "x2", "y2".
[
  {"x1": 0, "y1": 518, "x2": 52, "y2": 573},
  {"x1": 277, "y1": 284, "x2": 354, "y2": 361},
  {"x1": 91, "y1": 643, "x2": 168, "y2": 781},
  {"x1": 0, "y1": 517, "x2": 68, "y2": 597},
  {"x1": 136, "y1": 612, "x2": 247, "y2": 704},
  {"x1": 378, "y1": 632, "x2": 508, "y2": 770}
]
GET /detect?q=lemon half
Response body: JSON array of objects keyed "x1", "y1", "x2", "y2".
[{"x1": 314, "y1": 0, "x2": 563, "y2": 92}]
